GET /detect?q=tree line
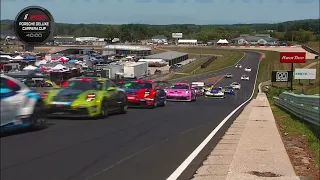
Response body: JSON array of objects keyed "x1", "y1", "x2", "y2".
[{"x1": 1, "y1": 19, "x2": 319, "y2": 43}]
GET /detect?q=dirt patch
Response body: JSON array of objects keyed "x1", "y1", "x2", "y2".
[
  {"x1": 34, "y1": 47, "x2": 53, "y2": 53},
  {"x1": 152, "y1": 73, "x2": 172, "y2": 81},
  {"x1": 275, "y1": 118, "x2": 320, "y2": 180},
  {"x1": 202, "y1": 75, "x2": 224, "y2": 85},
  {"x1": 247, "y1": 171, "x2": 282, "y2": 177}
]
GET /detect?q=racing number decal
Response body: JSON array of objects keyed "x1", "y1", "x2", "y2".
[{"x1": 144, "y1": 91, "x2": 150, "y2": 97}]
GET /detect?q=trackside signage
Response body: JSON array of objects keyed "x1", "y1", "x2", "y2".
[
  {"x1": 280, "y1": 52, "x2": 306, "y2": 63},
  {"x1": 294, "y1": 69, "x2": 317, "y2": 80},
  {"x1": 271, "y1": 70, "x2": 293, "y2": 82}
]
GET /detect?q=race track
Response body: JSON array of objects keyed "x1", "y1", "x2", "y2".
[{"x1": 0, "y1": 52, "x2": 260, "y2": 180}]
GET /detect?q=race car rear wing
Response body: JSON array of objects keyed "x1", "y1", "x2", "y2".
[{"x1": 191, "y1": 82, "x2": 205, "y2": 87}]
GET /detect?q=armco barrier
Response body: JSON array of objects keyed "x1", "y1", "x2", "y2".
[
  {"x1": 200, "y1": 56, "x2": 217, "y2": 68},
  {"x1": 301, "y1": 45, "x2": 320, "y2": 56},
  {"x1": 273, "y1": 92, "x2": 320, "y2": 126}
]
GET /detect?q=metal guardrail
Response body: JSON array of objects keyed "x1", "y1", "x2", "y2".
[
  {"x1": 190, "y1": 57, "x2": 212, "y2": 74},
  {"x1": 273, "y1": 92, "x2": 320, "y2": 126},
  {"x1": 301, "y1": 45, "x2": 319, "y2": 56}
]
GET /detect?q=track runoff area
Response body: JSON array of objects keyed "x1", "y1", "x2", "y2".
[{"x1": 1, "y1": 52, "x2": 261, "y2": 180}]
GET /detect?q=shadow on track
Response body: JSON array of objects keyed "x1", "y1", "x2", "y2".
[{"x1": 0, "y1": 124, "x2": 52, "y2": 138}]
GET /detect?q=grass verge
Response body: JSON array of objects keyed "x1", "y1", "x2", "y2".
[
  {"x1": 1, "y1": 45, "x2": 23, "y2": 52},
  {"x1": 161, "y1": 47, "x2": 243, "y2": 80},
  {"x1": 266, "y1": 87, "x2": 320, "y2": 179},
  {"x1": 176, "y1": 57, "x2": 209, "y2": 73},
  {"x1": 151, "y1": 48, "x2": 166, "y2": 54}
]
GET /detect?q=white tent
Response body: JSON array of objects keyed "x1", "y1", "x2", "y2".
[
  {"x1": 52, "y1": 64, "x2": 69, "y2": 72},
  {"x1": 35, "y1": 60, "x2": 47, "y2": 66},
  {"x1": 217, "y1": 39, "x2": 229, "y2": 44},
  {"x1": 0, "y1": 55, "x2": 12, "y2": 59},
  {"x1": 23, "y1": 65, "x2": 37, "y2": 70},
  {"x1": 12, "y1": 55, "x2": 24, "y2": 60}
]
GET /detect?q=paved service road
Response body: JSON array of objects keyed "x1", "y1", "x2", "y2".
[{"x1": 0, "y1": 52, "x2": 260, "y2": 180}]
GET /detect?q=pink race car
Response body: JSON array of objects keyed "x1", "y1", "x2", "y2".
[{"x1": 165, "y1": 83, "x2": 197, "y2": 101}]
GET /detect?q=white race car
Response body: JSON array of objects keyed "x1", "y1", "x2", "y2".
[
  {"x1": 235, "y1": 64, "x2": 242, "y2": 68},
  {"x1": 241, "y1": 75, "x2": 250, "y2": 80},
  {"x1": 230, "y1": 82, "x2": 241, "y2": 89},
  {"x1": 1, "y1": 74, "x2": 46, "y2": 133},
  {"x1": 244, "y1": 67, "x2": 252, "y2": 72},
  {"x1": 224, "y1": 73, "x2": 233, "y2": 78}
]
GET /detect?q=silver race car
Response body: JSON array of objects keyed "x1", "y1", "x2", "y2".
[
  {"x1": 244, "y1": 67, "x2": 252, "y2": 72},
  {"x1": 224, "y1": 73, "x2": 233, "y2": 78},
  {"x1": 241, "y1": 74, "x2": 250, "y2": 80},
  {"x1": 235, "y1": 64, "x2": 242, "y2": 68},
  {"x1": 230, "y1": 82, "x2": 241, "y2": 90}
]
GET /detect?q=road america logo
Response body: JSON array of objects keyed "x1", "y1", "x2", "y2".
[{"x1": 276, "y1": 72, "x2": 288, "y2": 82}]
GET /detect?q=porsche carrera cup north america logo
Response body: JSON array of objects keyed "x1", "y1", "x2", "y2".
[{"x1": 276, "y1": 72, "x2": 288, "y2": 82}]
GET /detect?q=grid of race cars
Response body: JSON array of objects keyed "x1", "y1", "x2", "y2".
[{"x1": 0, "y1": 64, "x2": 251, "y2": 133}]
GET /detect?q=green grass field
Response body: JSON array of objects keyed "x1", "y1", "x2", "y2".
[
  {"x1": 160, "y1": 47, "x2": 236, "y2": 56},
  {"x1": 151, "y1": 48, "x2": 166, "y2": 54},
  {"x1": 168, "y1": 57, "x2": 211, "y2": 79},
  {"x1": 1, "y1": 45, "x2": 23, "y2": 52},
  {"x1": 254, "y1": 50, "x2": 319, "y2": 96},
  {"x1": 160, "y1": 47, "x2": 243, "y2": 80}
]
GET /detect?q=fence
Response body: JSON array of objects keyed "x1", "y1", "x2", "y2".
[
  {"x1": 190, "y1": 56, "x2": 217, "y2": 74},
  {"x1": 273, "y1": 92, "x2": 320, "y2": 126}
]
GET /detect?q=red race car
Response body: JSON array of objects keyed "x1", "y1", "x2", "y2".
[{"x1": 122, "y1": 80, "x2": 167, "y2": 108}]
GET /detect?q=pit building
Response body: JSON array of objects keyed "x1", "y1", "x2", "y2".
[{"x1": 144, "y1": 51, "x2": 188, "y2": 66}]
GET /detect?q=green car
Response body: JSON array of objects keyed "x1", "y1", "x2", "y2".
[{"x1": 42, "y1": 77, "x2": 128, "y2": 118}]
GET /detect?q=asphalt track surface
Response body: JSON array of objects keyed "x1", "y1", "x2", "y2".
[{"x1": 0, "y1": 52, "x2": 260, "y2": 180}]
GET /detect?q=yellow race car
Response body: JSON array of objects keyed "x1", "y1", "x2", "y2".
[{"x1": 45, "y1": 80, "x2": 60, "y2": 89}]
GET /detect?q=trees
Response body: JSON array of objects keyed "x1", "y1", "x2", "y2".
[
  {"x1": 295, "y1": 30, "x2": 313, "y2": 43},
  {"x1": 0, "y1": 19, "x2": 318, "y2": 42}
]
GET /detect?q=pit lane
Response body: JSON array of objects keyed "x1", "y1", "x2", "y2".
[{"x1": 0, "y1": 52, "x2": 260, "y2": 180}]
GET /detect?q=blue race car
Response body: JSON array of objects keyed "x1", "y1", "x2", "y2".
[
  {"x1": 223, "y1": 86, "x2": 235, "y2": 95},
  {"x1": 205, "y1": 87, "x2": 225, "y2": 98}
]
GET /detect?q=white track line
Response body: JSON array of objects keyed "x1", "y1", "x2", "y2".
[{"x1": 166, "y1": 52, "x2": 262, "y2": 180}]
